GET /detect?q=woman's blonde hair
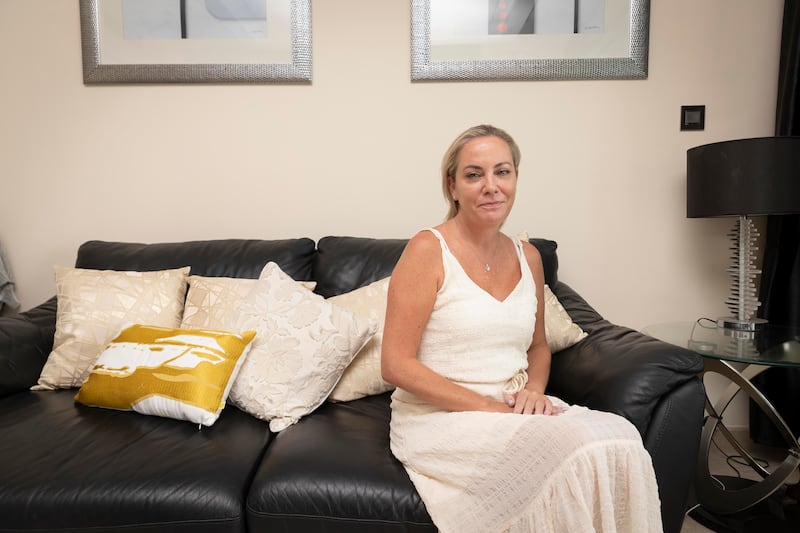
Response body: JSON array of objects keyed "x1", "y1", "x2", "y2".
[{"x1": 441, "y1": 124, "x2": 521, "y2": 220}]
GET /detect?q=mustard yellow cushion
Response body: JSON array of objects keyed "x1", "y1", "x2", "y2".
[{"x1": 75, "y1": 324, "x2": 256, "y2": 426}]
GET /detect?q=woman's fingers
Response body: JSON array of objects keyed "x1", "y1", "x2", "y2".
[{"x1": 511, "y1": 391, "x2": 561, "y2": 416}]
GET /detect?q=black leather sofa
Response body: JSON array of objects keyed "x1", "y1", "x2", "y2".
[{"x1": 0, "y1": 237, "x2": 705, "y2": 533}]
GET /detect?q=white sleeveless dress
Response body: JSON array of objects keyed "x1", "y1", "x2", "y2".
[{"x1": 389, "y1": 229, "x2": 663, "y2": 533}]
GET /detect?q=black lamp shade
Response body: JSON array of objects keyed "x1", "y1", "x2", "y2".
[{"x1": 686, "y1": 136, "x2": 800, "y2": 218}]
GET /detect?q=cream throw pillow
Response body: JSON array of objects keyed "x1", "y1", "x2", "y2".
[
  {"x1": 328, "y1": 277, "x2": 393, "y2": 402},
  {"x1": 544, "y1": 284, "x2": 587, "y2": 353},
  {"x1": 34, "y1": 266, "x2": 190, "y2": 390},
  {"x1": 74, "y1": 324, "x2": 256, "y2": 426},
  {"x1": 181, "y1": 275, "x2": 316, "y2": 330},
  {"x1": 226, "y1": 263, "x2": 377, "y2": 432}
]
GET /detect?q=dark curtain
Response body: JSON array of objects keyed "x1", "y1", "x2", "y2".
[{"x1": 750, "y1": 0, "x2": 800, "y2": 446}]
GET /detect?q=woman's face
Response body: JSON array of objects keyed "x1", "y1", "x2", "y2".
[{"x1": 449, "y1": 135, "x2": 517, "y2": 226}]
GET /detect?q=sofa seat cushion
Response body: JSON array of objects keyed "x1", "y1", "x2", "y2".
[
  {"x1": 246, "y1": 393, "x2": 436, "y2": 532},
  {"x1": 0, "y1": 390, "x2": 271, "y2": 532}
]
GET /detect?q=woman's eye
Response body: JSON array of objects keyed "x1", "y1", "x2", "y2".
[
  {"x1": 498, "y1": 168, "x2": 510, "y2": 176},
  {"x1": 466, "y1": 172, "x2": 481, "y2": 179}
]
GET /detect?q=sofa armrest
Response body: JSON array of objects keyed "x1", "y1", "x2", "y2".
[
  {"x1": 548, "y1": 282, "x2": 704, "y2": 435},
  {"x1": 0, "y1": 297, "x2": 57, "y2": 397}
]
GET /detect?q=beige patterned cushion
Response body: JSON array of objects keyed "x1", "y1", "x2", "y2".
[
  {"x1": 327, "y1": 277, "x2": 393, "y2": 402},
  {"x1": 34, "y1": 266, "x2": 190, "y2": 390},
  {"x1": 226, "y1": 263, "x2": 377, "y2": 432},
  {"x1": 181, "y1": 275, "x2": 316, "y2": 330},
  {"x1": 74, "y1": 324, "x2": 256, "y2": 426},
  {"x1": 544, "y1": 284, "x2": 588, "y2": 353}
]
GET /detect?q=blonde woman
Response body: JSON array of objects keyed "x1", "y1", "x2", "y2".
[{"x1": 382, "y1": 125, "x2": 662, "y2": 533}]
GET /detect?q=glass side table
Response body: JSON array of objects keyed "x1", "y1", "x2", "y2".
[{"x1": 642, "y1": 321, "x2": 800, "y2": 515}]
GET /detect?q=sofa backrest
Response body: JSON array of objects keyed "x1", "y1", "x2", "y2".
[
  {"x1": 313, "y1": 236, "x2": 408, "y2": 297},
  {"x1": 73, "y1": 236, "x2": 558, "y2": 297},
  {"x1": 312, "y1": 236, "x2": 559, "y2": 297},
  {"x1": 75, "y1": 239, "x2": 316, "y2": 280}
]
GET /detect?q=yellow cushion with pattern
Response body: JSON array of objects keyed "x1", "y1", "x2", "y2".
[{"x1": 75, "y1": 324, "x2": 256, "y2": 426}]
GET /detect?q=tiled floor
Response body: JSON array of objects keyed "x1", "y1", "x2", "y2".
[{"x1": 680, "y1": 429, "x2": 799, "y2": 532}]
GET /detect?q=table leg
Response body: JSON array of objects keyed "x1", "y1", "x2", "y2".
[{"x1": 695, "y1": 358, "x2": 800, "y2": 514}]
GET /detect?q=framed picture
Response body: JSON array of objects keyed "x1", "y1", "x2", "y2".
[
  {"x1": 411, "y1": 0, "x2": 650, "y2": 81},
  {"x1": 79, "y1": 0, "x2": 311, "y2": 83}
]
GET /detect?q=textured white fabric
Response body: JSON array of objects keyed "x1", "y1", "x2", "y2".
[
  {"x1": 327, "y1": 276, "x2": 394, "y2": 402},
  {"x1": 35, "y1": 266, "x2": 190, "y2": 390},
  {"x1": 181, "y1": 275, "x2": 316, "y2": 330},
  {"x1": 226, "y1": 263, "x2": 377, "y2": 432},
  {"x1": 390, "y1": 229, "x2": 662, "y2": 533},
  {"x1": 543, "y1": 284, "x2": 588, "y2": 352}
]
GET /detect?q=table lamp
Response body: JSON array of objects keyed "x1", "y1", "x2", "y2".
[{"x1": 686, "y1": 136, "x2": 800, "y2": 331}]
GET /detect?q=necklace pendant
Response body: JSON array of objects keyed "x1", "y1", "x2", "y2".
[{"x1": 485, "y1": 263, "x2": 491, "y2": 272}]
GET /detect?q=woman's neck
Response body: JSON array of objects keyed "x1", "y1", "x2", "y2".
[{"x1": 450, "y1": 215, "x2": 503, "y2": 249}]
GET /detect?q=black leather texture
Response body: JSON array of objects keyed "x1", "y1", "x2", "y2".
[
  {"x1": 247, "y1": 394, "x2": 435, "y2": 532},
  {"x1": 0, "y1": 236, "x2": 704, "y2": 533},
  {"x1": 549, "y1": 282, "x2": 704, "y2": 435},
  {"x1": 76, "y1": 238, "x2": 316, "y2": 281},
  {"x1": 313, "y1": 236, "x2": 408, "y2": 297},
  {"x1": 0, "y1": 390, "x2": 270, "y2": 533},
  {"x1": 0, "y1": 296, "x2": 57, "y2": 398}
]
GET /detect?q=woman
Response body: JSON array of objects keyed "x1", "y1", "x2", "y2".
[{"x1": 381, "y1": 125, "x2": 662, "y2": 532}]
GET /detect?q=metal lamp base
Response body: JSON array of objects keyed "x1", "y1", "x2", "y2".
[
  {"x1": 717, "y1": 316, "x2": 768, "y2": 332},
  {"x1": 721, "y1": 215, "x2": 765, "y2": 332}
]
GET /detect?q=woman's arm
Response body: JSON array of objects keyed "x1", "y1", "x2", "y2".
[
  {"x1": 380, "y1": 231, "x2": 512, "y2": 413},
  {"x1": 508, "y1": 242, "x2": 560, "y2": 415}
]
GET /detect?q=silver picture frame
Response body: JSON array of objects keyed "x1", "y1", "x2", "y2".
[
  {"x1": 79, "y1": 0, "x2": 312, "y2": 84},
  {"x1": 411, "y1": 0, "x2": 650, "y2": 81}
]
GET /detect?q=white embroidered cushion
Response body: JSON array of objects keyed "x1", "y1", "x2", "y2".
[
  {"x1": 34, "y1": 266, "x2": 190, "y2": 390},
  {"x1": 327, "y1": 277, "x2": 393, "y2": 402},
  {"x1": 226, "y1": 263, "x2": 377, "y2": 432},
  {"x1": 181, "y1": 275, "x2": 316, "y2": 330},
  {"x1": 544, "y1": 284, "x2": 588, "y2": 353}
]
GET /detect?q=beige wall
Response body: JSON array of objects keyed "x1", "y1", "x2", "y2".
[{"x1": 0, "y1": 0, "x2": 785, "y2": 333}]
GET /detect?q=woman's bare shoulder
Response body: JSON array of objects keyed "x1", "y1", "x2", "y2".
[
  {"x1": 392, "y1": 229, "x2": 443, "y2": 284},
  {"x1": 402, "y1": 229, "x2": 442, "y2": 261}
]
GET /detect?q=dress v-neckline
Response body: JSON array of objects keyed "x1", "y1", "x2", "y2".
[
  {"x1": 430, "y1": 229, "x2": 524, "y2": 304},
  {"x1": 447, "y1": 247, "x2": 523, "y2": 303}
]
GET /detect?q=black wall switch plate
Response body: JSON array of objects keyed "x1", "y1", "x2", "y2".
[{"x1": 681, "y1": 105, "x2": 705, "y2": 131}]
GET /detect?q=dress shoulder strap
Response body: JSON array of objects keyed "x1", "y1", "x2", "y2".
[{"x1": 423, "y1": 228, "x2": 449, "y2": 252}]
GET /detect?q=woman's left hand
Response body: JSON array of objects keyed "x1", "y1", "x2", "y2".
[{"x1": 505, "y1": 389, "x2": 563, "y2": 416}]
